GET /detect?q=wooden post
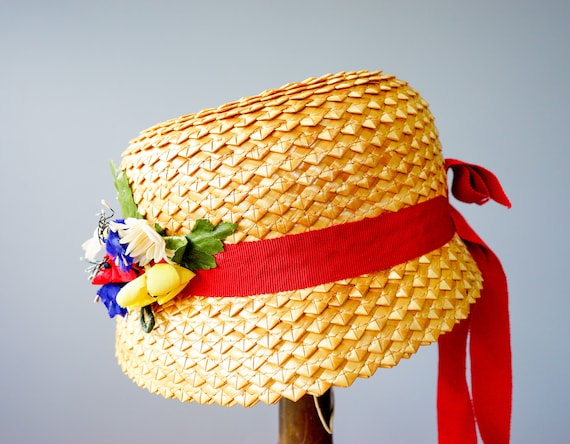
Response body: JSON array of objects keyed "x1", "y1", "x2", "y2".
[{"x1": 278, "y1": 390, "x2": 333, "y2": 444}]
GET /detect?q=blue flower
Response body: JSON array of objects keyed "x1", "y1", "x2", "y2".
[
  {"x1": 97, "y1": 283, "x2": 128, "y2": 318},
  {"x1": 105, "y1": 219, "x2": 133, "y2": 271}
]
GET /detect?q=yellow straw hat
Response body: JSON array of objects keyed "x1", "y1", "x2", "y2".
[
  {"x1": 84, "y1": 71, "x2": 512, "y2": 439},
  {"x1": 104, "y1": 69, "x2": 484, "y2": 407}
]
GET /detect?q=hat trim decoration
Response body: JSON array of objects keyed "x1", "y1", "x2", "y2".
[
  {"x1": 184, "y1": 195, "x2": 454, "y2": 297},
  {"x1": 84, "y1": 174, "x2": 455, "y2": 317},
  {"x1": 83, "y1": 163, "x2": 238, "y2": 327}
]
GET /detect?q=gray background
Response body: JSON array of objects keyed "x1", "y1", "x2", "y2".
[{"x1": 2, "y1": 0, "x2": 568, "y2": 442}]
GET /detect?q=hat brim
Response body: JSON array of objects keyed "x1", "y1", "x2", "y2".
[{"x1": 115, "y1": 233, "x2": 481, "y2": 407}]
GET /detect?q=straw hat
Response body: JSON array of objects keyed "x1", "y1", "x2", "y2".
[{"x1": 108, "y1": 70, "x2": 483, "y2": 407}]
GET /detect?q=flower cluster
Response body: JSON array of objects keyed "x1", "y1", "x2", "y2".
[
  {"x1": 83, "y1": 211, "x2": 191, "y2": 319},
  {"x1": 83, "y1": 165, "x2": 237, "y2": 331}
]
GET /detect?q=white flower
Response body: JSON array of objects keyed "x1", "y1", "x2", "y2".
[
  {"x1": 82, "y1": 229, "x2": 104, "y2": 261},
  {"x1": 109, "y1": 218, "x2": 169, "y2": 266}
]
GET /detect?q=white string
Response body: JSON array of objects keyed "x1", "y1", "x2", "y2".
[{"x1": 313, "y1": 391, "x2": 334, "y2": 435}]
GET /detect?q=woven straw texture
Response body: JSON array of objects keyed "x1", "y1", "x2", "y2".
[{"x1": 115, "y1": 70, "x2": 482, "y2": 407}]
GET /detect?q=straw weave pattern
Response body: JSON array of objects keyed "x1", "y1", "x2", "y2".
[{"x1": 115, "y1": 70, "x2": 482, "y2": 406}]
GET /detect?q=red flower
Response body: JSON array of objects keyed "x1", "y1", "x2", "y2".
[{"x1": 92, "y1": 255, "x2": 142, "y2": 285}]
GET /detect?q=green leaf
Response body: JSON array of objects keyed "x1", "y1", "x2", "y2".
[
  {"x1": 188, "y1": 221, "x2": 237, "y2": 253},
  {"x1": 180, "y1": 220, "x2": 237, "y2": 270},
  {"x1": 110, "y1": 161, "x2": 142, "y2": 219},
  {"x1": 164, "y1": 235, "x2": 188, "y2": 263},
  {"x1": 180, "y1": 249, "x2": 217, "y2": 270},
  {"x1": 154, "y1": 223, "x2": 166, "y2": 236}
]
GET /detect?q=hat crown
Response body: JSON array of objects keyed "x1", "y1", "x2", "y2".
[{"x1": 121, "y1": 70, "x2": 446, "y2": 243}]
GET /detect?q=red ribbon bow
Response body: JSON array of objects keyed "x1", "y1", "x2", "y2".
[{"x1": 438, "y1": 159, "x2": 512, "y2": 443}]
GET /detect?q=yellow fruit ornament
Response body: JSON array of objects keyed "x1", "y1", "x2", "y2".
[
  {"x1": 116, "y1": 263, "x2": 195, "y2": 310},
  {"x1": 146, "y1": 263, "x2": 195, "y2": 305}
]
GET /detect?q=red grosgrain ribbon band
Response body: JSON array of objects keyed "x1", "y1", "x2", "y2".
[
  {"x1": 438, "y1": 159, "x2": 512, "y2": 444},
  {"x1": 182, "y1": 195, "x2": 455, "y2": 297}
]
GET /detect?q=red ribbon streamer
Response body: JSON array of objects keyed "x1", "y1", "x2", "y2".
[{"x1": 438, "y1": 159, "x2": 512, "y2": 443}]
